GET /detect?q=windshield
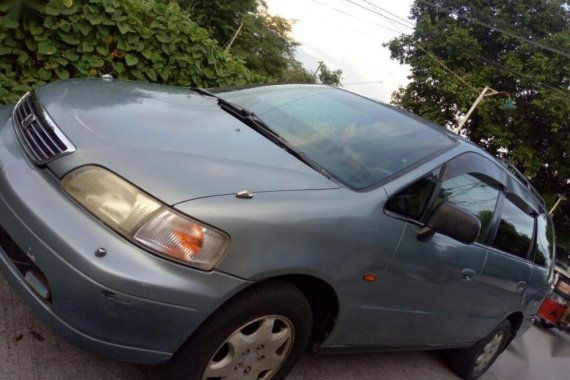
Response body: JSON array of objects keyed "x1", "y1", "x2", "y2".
[{"x1": 216, "y1": 85, "x2": 454, "y2": 190}]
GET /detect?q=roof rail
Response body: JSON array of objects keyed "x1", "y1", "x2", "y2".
[{"x1": 500, "y1": 159, "x2": 546, "y2": 208}]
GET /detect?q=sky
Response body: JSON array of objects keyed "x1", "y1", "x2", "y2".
[{"x1": 265, "y1": 0, "x2": 416, "y2": 102}]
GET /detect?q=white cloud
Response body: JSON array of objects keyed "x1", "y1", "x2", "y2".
[{"x1": 266, "y1": 0, "x2": 414, "y2": 102}]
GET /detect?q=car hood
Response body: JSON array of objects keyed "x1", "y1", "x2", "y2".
[{"x1": 38, "y1": 79, "x2": 338, "y2": 205}]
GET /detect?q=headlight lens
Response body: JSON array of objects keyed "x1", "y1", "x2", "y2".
[
  {"x1": 61, "y1": 166, "x2": 162, "y2": 236},
  {"x1": 62, "y1": 166, "x2": 229, "y2": 270}
]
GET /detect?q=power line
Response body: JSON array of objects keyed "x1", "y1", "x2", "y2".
[
  {"x1": 307, "y1": 0, "x2": 570, "y2": 96},
  {"x1": 414, "y1": 41, "x2": 570, "y2": 97},
  {"x1": 465, "y1": 51, "x2": 570, "y2": 97},
  {"x1": 415, "y1": 44, "x2": 479, "y2": 92},
  {"x1": 344, "y1": 81, "x2": 384, "y2": 85},
  {"x1": 358, "y1": 3, "x2": 570, "y2": 95},
  {"x1": 358, "y1": 0, "x2": 415, "y2": 27},
  {"x1": 311, "y1": 1, "x2": 480, "y2": 91},
  {"x1": 343, "y1": 0, "x2": 415, "y2": 31},
  {"x1": 307, "y1": 0, "x2": 403, "y2": 35},
  {"x1": 308, "y1": 0, "x2": 476, "y2": 91},
  {"x1": 353, "y1": 0, "x2": 414, "y2": 32},
  {"x1": 417, "y1": 0, "x2": 570, "y2": 59}
]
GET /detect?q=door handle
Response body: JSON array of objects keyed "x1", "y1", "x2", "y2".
[
  {"x1": 517, "y1": 281, "x2": 527, "y2": 291},
  {"x1": 461, "y1": 268, "x2": 476, "y2": 281}
]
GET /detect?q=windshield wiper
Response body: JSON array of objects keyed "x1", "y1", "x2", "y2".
[{"x1": 190, "y1": 88, "x2": 332, "y2": 179}]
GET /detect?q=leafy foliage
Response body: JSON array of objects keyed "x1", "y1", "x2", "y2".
[
  {"x1": 281, "y1": 59, "x2": 316, "y2": 84},
  {"x1": 0, "y1": 0, "x2": 259, "y2": 105},
  {"x1": 172, "y1": 0, "x2": 320, "y2": 83},
  {"x1": 317, "y1": 61, "x2": 343, "y2": 87},
  {"x1": 385, "y1": 0, "x2": 570, "y2": 242},
  {"x1": 180, "y1": 0, "x2": 258, "y2": 44},
  {"x1": 231, "y1": 8, "x2": 298, "y2": 81}
]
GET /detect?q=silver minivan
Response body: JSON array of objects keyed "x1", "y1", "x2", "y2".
[{"x1": 0, "y1": 80, "x2": 554, "y2": 380}]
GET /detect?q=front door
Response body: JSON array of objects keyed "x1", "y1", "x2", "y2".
[{"x1": 349, "y1": 153, "x2": 510, "y2": 347}]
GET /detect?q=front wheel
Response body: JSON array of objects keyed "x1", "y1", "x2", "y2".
[
  {"x1": 167, "y1": 282, "x2": 313, "y2": 380},
  {"x1": 447, "y1": 320, "x2": 512, "y2": 380},
  {"x1": 538, "y1": 318, "x2": 555, "y2": 329}
]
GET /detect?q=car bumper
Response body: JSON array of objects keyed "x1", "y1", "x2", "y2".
[{"x1": 0, "y1": 107, "x2": 250, "y2": 364}]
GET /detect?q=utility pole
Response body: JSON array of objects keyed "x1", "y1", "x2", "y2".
[
  {"x1": 313, "y1": 61, "x2": 323, "y2": 77},
  {"x1": 453, "y1": 86, "x2": 494, "y2": 134},
  {"x1": 224, "y1": 22, "x2": 244, "y2": 53},
  {"x1": 550, "y1": 194, "x2": 567, "y2": 216},
  {"x1": 453, "y1": 86, "x2": 516, "y2": 134}
]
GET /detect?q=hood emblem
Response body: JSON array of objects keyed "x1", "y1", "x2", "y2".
[{"x1": 21, "y1": 114, "x2": 36, "y2": 129}]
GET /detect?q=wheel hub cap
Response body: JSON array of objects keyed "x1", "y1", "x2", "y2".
[
  {"x1": 203, "y1": 315, "x2": 294, "y2": 380},
  {"x1": 473, "y1": 331, "x2": 504, "y2": 373}
]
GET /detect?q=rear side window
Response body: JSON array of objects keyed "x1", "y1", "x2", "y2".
[
  {"x1": 492, "y1": 198, "x2": 535, "y2": 259},
  {"x1": 385, "y1": 170, "x2": 439, "y2": 220},
  {"x1": 435, "y1": 173, "x2": 500, "y2": 243},
  {"x1": 534, "y1": 214, "x2": 554, "y2": 267}
]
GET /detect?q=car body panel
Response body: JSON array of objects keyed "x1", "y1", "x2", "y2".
[
  {"x1": 349, "y1": 222, "x2": 490, "y2": 346},
  {"x1": 174, "y1": 186, "x2": 405, "y2": 346},
  {"x1": 38, "y1": 79, "x2": 339, "y2": 204},
  {"x1": 477, "y1": 249, "x2": 532, "y2": 316}
]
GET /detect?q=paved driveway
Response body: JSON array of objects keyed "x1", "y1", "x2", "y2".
[{"x1": 1, "y1": 272, "x2": 566, "y2": 380}]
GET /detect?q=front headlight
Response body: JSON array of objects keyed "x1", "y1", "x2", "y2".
[{"x1": 62, "y1": 166, "x2": 229, "y2": 270}]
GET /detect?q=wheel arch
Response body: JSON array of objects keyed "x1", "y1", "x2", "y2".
[
  {"x1": 173, "y1": 272, "x2": 340, "y2": 361},
  {"x1": 256, "y1": 274, "x2": 340, "y2": 352},
  {"x1": 505, "y1": 311, "x2": 524, "y2": 334}
]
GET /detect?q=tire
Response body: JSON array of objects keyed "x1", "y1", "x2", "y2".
[
  {"x1": 167, "y1": 281, "x2": 313, "y2": 380},
  {"x1": 447, "y1": 320, "x2": 512, "y2": 380},
  {"x1": 539, "y1": 318, "x2": 555, "y2": 329}
]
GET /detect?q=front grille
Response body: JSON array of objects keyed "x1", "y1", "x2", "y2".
[{"x1": 12, "y1": 92, "x2": 75, "y2": 165}]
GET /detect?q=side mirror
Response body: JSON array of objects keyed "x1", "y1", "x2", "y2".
[{"x1": 417, "y1": 202, "x2": 481, "y2": 245}]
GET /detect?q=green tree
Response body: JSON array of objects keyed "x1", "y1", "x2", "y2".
[
  {"x1": 180, "y1": 0, "x2": 258, "y2": 44},
  {"x1": 316, "y1": 61, "x2": 343, "y2": 87},
  {"x1": 385, "y1": 0, "x2": 570, "y2": 242},
  {"x1": 231, "y1": 7, "x2": 299, "y2": 81},
  {"x1": 282, "y1": 59, "x2": 316, "y2": 84},
  {"x1": 0, "y1": 0, "x2": 257, "y2": 105},
  {"x1": 174, "y1": 0, "x2": 324, "y2": 83}
]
